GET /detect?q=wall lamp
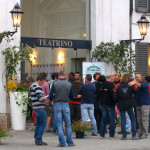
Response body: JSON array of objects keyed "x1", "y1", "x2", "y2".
[
  {"x1": 0, "y1": 2, "x2": 24, "y2": 43},
  {"x1": 120, "y1": 15, "x2": 150, "y2": 45}
]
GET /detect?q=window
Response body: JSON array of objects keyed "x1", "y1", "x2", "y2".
[
  {"x1": 136, "y1": 43, "x2": 149, "y2": 76},
  {"x1": 135, "y1": 0, "x2": 150, "y2": 13}
]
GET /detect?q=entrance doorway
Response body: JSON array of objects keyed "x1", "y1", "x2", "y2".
[{"x1": 71, "y1": 58, "x2": 86, "y2": 76}]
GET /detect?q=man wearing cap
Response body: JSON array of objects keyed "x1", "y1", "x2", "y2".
[{"x1": 49, "y1": 71, "x2": 75, "y2": 147}]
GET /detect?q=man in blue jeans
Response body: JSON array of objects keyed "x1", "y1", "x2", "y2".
[
  {"x1": 49, "y1": 71, "x2": 75, "y2": 147},
  {"x1": 96, "y1": 75, "x2": 116, "y2": 139},
  {"x1": 30, "y1": 73, "x2": 49, "y2": 146},
  {"x1": 77, "y1": 74, "x2": 97, "y2": 136}
]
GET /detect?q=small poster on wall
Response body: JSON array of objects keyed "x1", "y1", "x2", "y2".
[{"x1": 82, "y1": 62, "x2": 105, "y2": 82}]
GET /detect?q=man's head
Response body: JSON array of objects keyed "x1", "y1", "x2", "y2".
[
  {"x1": 40, "y1": 72, "x2": 47, "y2": 78},
  {"x1": 107, "y1": 74, "x2": 115, "y2": 83},
  {"x1": 98, "y1": 75, "x2": 106, "y2": 83},
  {"x1": 36, "y1": 73, "x2": 46, "y2": 85},
  {"x1": 93, "y1": 72, "x2": 101, "y2": 81},
  {"x1": 58, "y1": 71, "x2": 66, "y2": 79},
  {"x1": 74, "y1": 72, "x2": 81, "y2": 81},
  {"x1": 85, "y1": 74, "x2": 92, "y2": 83},
  {"x1": 135, "y1": 73, "x2": 143, "y2": 82},
  {"x1": 51, "y1": 72, "x2": 58, "y2": 81},
  {"x1": 68, "y1": 72, "x2": 74, "y2": 81}
]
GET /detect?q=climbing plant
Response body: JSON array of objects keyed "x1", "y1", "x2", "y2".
[
  {"x1": 92, "y1": 42, "x2": 136, "y2": 75},
  {"x1": 1, "y1": 34, "x2": 34, "y2": 79}
]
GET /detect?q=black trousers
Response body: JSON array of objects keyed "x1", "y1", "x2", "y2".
[{"x1": 69, "y1": 103, "x2": 81, "y2": 122}]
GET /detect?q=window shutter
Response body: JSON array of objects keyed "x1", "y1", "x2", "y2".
[
  {"x1": 136, "y1": 43, "x2": 149, "y2": 77},
  {"x1": 135, "y1": 0, "x2": 149, "y2": 13}
]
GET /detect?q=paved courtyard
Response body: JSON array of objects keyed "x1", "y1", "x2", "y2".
[{"x1": 0, "y1": 130, "x2": 150, "y2": 150}]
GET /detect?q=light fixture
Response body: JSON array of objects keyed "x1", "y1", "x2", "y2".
[
  {"x1": 120, "y1": 15, "x2": 150, "y2": 45},
  {"x1": 0, "y1": 3, "x2": 24, "y2": 43},
  {"x1": 58, "y1": 53, "x2": 64, "y2": 64},
  {"x1": 82, "y1": 33, "x2": 86, "y2": 38},
  {"x1": 137, "y1": 15, "x2": 149, "y2": 39},
  {"x1": 30, "y1": 54, "x2": 36, "y2": 63},
  {"x1": 10, "y1": 2, "x2": 24, "y2": 31}
]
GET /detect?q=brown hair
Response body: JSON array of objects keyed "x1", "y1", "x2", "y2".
[
  {"x1": 36, "y1": 73, "x2": 46, "y2": 81},
  {"x1": 121, "y1": 74, "x2": 131, "y2": 83},
  {"x1": 93, "y1": 72, "x2": 101, "y2": 80},
  {"x1": 40, "y1": 72, "x2": 47, "y2": 78}
]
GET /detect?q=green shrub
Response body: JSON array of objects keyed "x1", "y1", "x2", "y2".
[
  {"x1": 0, "y1": 125, "x2": 12, "y2": 138},
  {"x1": 71, "y1": 121, "x2": 92, "y2": 132}
]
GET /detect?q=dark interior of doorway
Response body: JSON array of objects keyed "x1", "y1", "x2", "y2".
[{"x1": 71, "y1": 58, "x2": 86, "y2": 77}]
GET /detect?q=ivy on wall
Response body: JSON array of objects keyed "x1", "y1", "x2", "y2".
[
  {"x1": 92, "y1": 42, "x2": 136, "y2": 75},
  {"x1": 0, "y1": 31, "x2": 35, "y2": 79}
]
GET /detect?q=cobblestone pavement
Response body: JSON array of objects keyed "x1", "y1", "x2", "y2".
[{"x1": 0, "y1": 130, "x2": 150, "y2": 150}]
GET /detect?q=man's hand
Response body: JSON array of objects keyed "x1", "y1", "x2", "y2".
[
  {"x1": 43, "y1": 97, "x2": 49, "y2": 101},
  {"x1": 128, "y1": 81, "x2": 136, "y2": 86},
  {"x1": 77, "y1": 95, "x2": 82, "y2": 98}
]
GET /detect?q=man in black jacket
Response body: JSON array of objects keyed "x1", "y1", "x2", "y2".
[{"x1": 96, "y1": 75, "x2": 116, "y2": 139}]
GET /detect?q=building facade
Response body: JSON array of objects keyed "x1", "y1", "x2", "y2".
[{"x1": 0, "y1": 0, "x2": 150, "y2": 127}]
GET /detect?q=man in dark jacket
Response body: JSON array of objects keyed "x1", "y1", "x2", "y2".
[
  {"x1": 49, "y1": 71, "x2": 75, "y2": 147},
  {"x1": 129, "y1": 73, "x2": 150, "y2": 139},
  {"x1": 96, "y1": 75, "x2": 116, "y2": 139},
  {"x1": 77, "y1": 74, "x2": 97, "y2": 136}
]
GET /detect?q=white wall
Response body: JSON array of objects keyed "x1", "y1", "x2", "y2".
[
  {"x1": 91, "y1": 0, "x2": 130, "y2": 74},
  {"x1": 91, "y1": 0, "x2": 129, "y2": 48},
  {"x1": 0, "y1": 0, "x2": 21, "y2": 114}
]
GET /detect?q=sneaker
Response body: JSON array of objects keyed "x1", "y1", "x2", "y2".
[
  {"x1": 140, "y1": 135, "x2": 147, "y2": 139},
  {"x1": 121, "y1": 137, "x2": 127, "y2": 140},
  {"x1": 68, "y1": 143, "x2": 75, "y2": 147},
  {"x1": 126, "y1": 132, "x2": 130, "y2": 134},
  {"x1": 57, "y1": 144, "x2": 65, "y2": 147},
  {"x1": 45, "y1": 128, "x2": 50, "y2": 132},
  {"x1": 118, "y1": 131, "x2": 122, "y2": 134},
  {"x1": 35, "y1": 141, "x2": 48, "y2": 146},
  {"x1": 109, "y1": 137, "x2": 116, "y2": 139},
  {"x1": 100, "y1": 137, "x2": 105, "y2": 139},
  {"x1": 132, "y1": 136, "x2": 139, "y2": 140},
  {"x1": 92, "y1": 133, "x2": 97, "y2": 136}
]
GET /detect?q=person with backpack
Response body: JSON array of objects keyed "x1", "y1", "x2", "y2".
[{"x1": 114, "y1": 74, "x2": 137, "y2": 140}]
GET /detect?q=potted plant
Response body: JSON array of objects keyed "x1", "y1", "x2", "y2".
[
  {"x1": 1, "y1": 35, "x2": 34, "y2": 130},
  {"x1": 71, "y1": 121, "x2": 92, "y2": 139},
  {"x1": 0, "y1": 124, "x2": 12, "y2": 144},
  {"x1": 5, "y1": 76, "x2": 31, "y2": 130}
]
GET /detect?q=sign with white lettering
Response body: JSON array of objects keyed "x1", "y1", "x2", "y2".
[{"x1": 21, "y1": 37, "x2": 92, "y2": 49}]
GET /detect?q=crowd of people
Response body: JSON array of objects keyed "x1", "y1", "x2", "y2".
[{"x1": 29, "y1": 71, "x2": 150, "y2": 147}]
